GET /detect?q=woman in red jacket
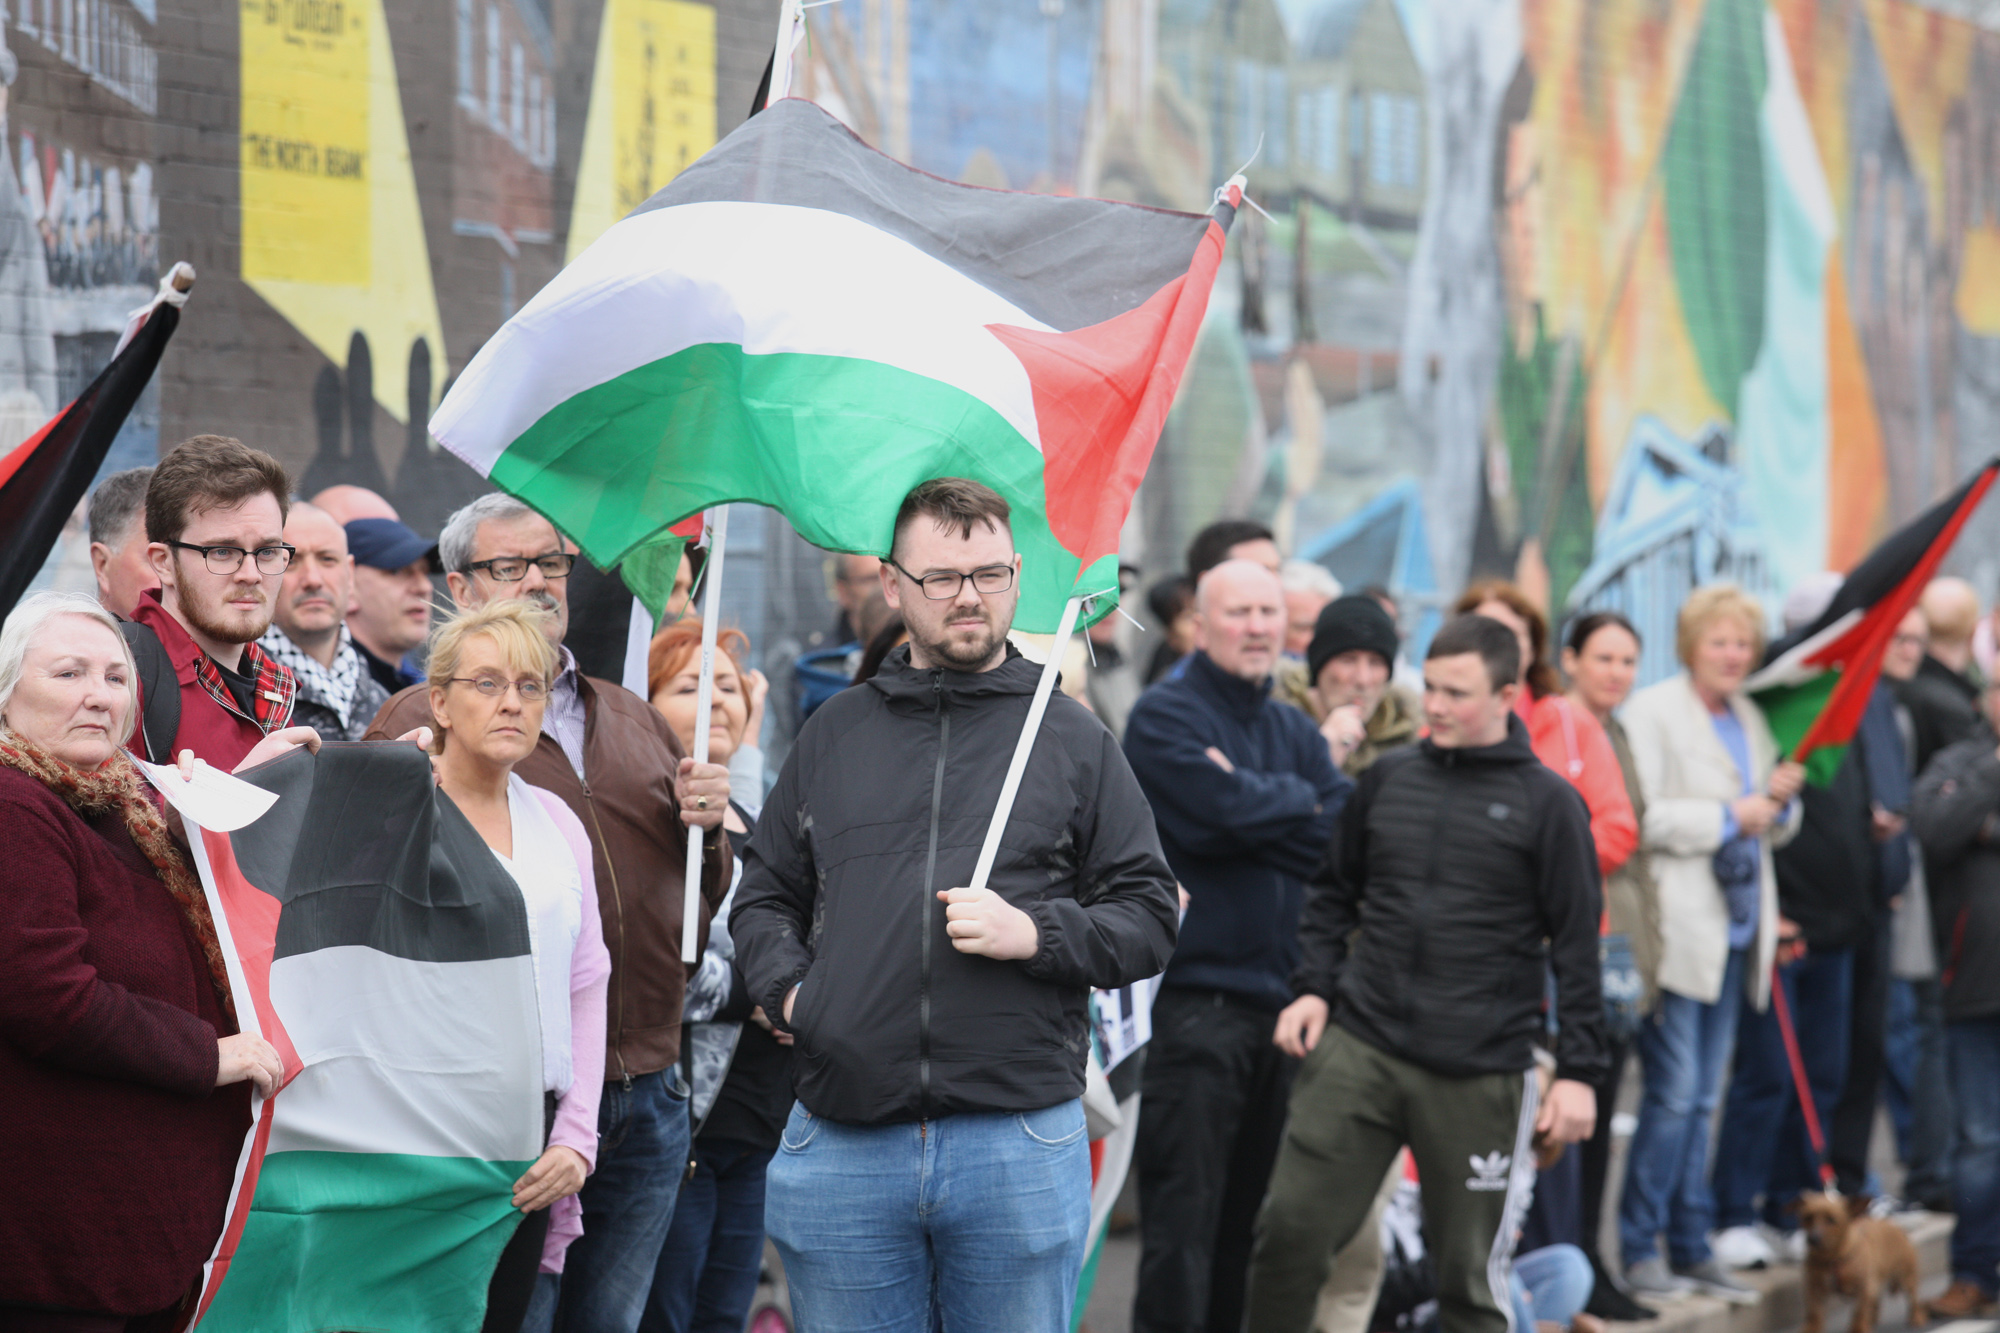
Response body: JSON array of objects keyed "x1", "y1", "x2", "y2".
[
  {"x1": 0, "y1": 592, "x2": 292, "y2": 1331},
  {"x1": 1457, "y1": 581, "x2": 1638, "y2": 879}
]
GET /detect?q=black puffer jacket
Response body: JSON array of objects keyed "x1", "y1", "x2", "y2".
[
  {"x1": 731, "y1": 644, "x2": 1179, "y2": 1125},
  {"x1": 1911, "y1": 726, "x2": 2000, "y2": 1021},
  {"x1": 1294, "y1": 715, "x2": 1607, "y2": 1084}
]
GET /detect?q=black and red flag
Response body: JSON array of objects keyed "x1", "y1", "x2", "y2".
[
  {"x1": 1749, "y1": 456, "x2": 2000, "y2": 784},
  {"x1": 0, "y1": 264, "x2": 192, "y2": 618}
]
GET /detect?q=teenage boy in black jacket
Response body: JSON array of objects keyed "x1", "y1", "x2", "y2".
[
  {"x1": 731, "y1": 478, "x2": 1178, "y2": 1333},
  {"x1": 1245, "y1": 614, "x2": 1606, "y2": 1333},
  {"x1": 1123, "y1": 557, "x2": 1351, "y2": 1333}
]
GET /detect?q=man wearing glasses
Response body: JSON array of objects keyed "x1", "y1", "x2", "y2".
[
  {"x1": 364, "y1": 491, "x2": 733, "y2": 1333},
  {"x1": 731, "y1": 477, "x2": 1179, "y2": 1333},
  {"x1": 124, "y1": 434, "x2": 306, "y2": 770}
]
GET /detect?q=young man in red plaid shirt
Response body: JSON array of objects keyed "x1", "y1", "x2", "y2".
[{"x1": 125, "y1": 434, "x2": 307, "y2": 771}]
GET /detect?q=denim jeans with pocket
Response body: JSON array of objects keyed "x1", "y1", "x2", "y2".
[
  {"x1": 543, "y1": 1070, "x2": 694, "y2": 1333},
  {"x1": 765, "y1": 1099, "x2": 1092, "y2": 1333},
  {"x1": 1619, "y1": 948, "x2": 1746, "y2": 1269}
]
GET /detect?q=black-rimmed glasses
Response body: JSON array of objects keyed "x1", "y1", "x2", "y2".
[
  {"x1": 168, "y1": 540, "x2": 296, "y2": 575},
  {"x1": 467, "y1": 552, "x2": 577, "y2": 582},
  {"x1": 888, "y1": 559, "x2": 1015, "y2": 600}
]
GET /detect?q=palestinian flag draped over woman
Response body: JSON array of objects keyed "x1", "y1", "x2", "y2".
[
  {"x1": 431, "y1": 96, "x2": 1240, "y2": 631},
  {"x1": 1750, "y1": 457, "x2": 1999, "y2": 784}
]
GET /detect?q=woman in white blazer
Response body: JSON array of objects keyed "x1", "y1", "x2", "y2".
[{"x1": 1614, "y1": 586, "x2": 1805, "y2": 1302}]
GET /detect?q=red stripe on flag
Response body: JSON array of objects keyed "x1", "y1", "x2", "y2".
[
  {"x1": 1794, "y1": 463, "x2": 1999, "y2": 762},
  {"x1": 0, "y1": 409, "x2": 64, "y2": 492},
  {"x1": 670, "y1": 511, "x2": 705, "y2": 539},
  {"x1": 987, "y1": 218, "x2": 1230, "y2": 572},
  {"x1": 193, "y1": 1094, "x2": 275, "y2": 1327},
  {"x1": 199, "y1": 827, "x2": 301, "y2": 1079}
]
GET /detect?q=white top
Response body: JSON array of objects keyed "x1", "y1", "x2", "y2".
[{"x1": 492, "y1": 772, "x2": 587, "y2": 1094}]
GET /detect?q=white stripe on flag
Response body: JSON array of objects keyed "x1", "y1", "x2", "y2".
[
  {"x1": 436, "y1": 201, "x2": 1055, "y2": 474},
  {"x1": 267, "y1": 946, "x2": 544, "y2": 1162}
]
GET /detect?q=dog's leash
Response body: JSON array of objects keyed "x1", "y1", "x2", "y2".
[{"x1": 1770, "y1": 959, "x2": 1841, "y2": 1196}]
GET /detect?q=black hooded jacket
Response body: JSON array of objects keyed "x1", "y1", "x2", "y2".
[
  {"x1": 1293, "y1": 714, "x2": 1608, "y2": 1084},
  {"x1": 730, "y1": 644, "x2": 1180, "y2": 1125},
  {"x1": 1911, "y1": 725, "x2": 2000, "y2": 1021}
]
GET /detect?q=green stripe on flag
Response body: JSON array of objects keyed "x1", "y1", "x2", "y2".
[
  {"x1": 1753, "y1": 671, "x2": 1846, "y2": 787},
  {"x1": 489, "y1": 342, "x2": 1116, "y2": 633},
  {"x1": 199, "y1": 1150, "x2": 532, "y2": 1332}
]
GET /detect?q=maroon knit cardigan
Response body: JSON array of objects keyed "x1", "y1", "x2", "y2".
[{"x1": 0, "y1": 767, "x2": 251, "y2": 1317}]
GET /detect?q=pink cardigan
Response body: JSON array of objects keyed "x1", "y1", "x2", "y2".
[{"x1": 529, "y1": 788, "x2": 612, "y2": 1274}]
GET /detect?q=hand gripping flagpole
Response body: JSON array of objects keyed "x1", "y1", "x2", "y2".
[
  {"x1": 682, "y1": 507, "x2": 730, "y2": 964},
  {"x1": 967, "y1": 592, "x2": 1087, "y2": 893}
]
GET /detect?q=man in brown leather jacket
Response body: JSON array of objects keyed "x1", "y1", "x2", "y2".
[{"x1": 366, "y1": 492, "x2": 730, "y2": 1333}]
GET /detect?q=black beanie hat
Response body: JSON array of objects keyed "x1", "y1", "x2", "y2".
[{"x1": 1307, "y1": 595, "x2": 1401, "y2": 685}]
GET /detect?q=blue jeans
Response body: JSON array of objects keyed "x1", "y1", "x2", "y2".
[
  {"x1": 1948, "y1": 1018, "x2": 2000, "y2": 1295},
  {"x1": 1713, "y1": 948, "x2": 1853, "y2": 1230},
  {"x1": 1511, "y1": 1243, "x2": 1594, "y2": 1330},
  {"x1": 1620, "y1": 947, "x2": 1746, "y2": 1269},
  {"x1": 642, "y1": 1137, "x2": 773, "y2": 1333},
  {"x1": 1885, "y1": 979, "x2": 1956, "y2": 1204},
  {"x1": 765, "y1": 1099, "x2": 1092, "y2": 1333},
  {"x1": 544, "y1": 1070, "x2": 694, "y2": 1333}
]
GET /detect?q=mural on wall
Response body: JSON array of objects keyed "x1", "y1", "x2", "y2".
[
  {"x1": 10, "y1": 0, "x2": 2000, "y2": 688},
  {"x1": 785, "y1": 0, "x2": 2000, "y2": 676}
]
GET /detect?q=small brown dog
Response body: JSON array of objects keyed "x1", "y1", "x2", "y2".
[{"x1": 1796, "y1": 1192, "x2": 1927, "y2": 1333}]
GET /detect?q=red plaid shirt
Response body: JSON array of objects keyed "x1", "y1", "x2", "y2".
[
  {"x1": 128, "y1": 591, "x2": 297, "y2": 771},
  {"x1": 190, "y1": 636, "x2": 296, "y2": 735}
]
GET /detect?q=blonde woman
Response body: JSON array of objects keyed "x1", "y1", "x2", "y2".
[
  {"x1": 1615, "y1": 586, "x2": 1804, "y2": 1303},
  {"x1": 427, "y1": 600, "x2": 611, "y2": 1333}
]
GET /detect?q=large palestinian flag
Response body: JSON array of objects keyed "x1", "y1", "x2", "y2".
[
  {"x1": 0, "y1": 268, "x2": 187, "y2": 618},
  {"x1": 1750, "y1": 457, "x2": 1998, "y2": 784},
  {"x1": 431, "y1": 96, "x2": 1239, "y2": 631},
  {"x1": 187, "y1": 743, "x2": 543, "y2": 1331}
]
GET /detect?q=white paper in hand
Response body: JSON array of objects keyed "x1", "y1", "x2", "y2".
[{"x1": 138, "y1": 757, "x2": 280, "y2": 832}]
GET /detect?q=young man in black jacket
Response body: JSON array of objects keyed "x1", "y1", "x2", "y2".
[
  {"x1": 1245, "y1": 614, "x2": 1606, "y2": 1333},
  {"x1": 1122, "y1": 557, "x2": 1351, "y2": 1333},
  {"x1": 730, "y1": 478, "x2": 1179, "y2": 1333}
]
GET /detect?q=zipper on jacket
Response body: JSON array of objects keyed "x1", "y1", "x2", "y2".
[
  {"x1": 580, "y1": 776, "x2": 633, "y2": 1089},
  {"x1": 1413, "y1": 765, "x2": 1455, "y2": 1024},
  {"x1": 919, "y1": 672, "x2": 950, "y2": 1117}
]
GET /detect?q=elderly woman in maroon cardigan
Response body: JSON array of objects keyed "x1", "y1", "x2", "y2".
[{"x1": 0, "y1": 591, "x2": 296, "y2": 1332}]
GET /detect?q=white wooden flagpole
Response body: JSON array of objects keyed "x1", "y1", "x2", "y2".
[
  {"x1": 678, "y1": 0, "x2": 802, "y2": 964},
  {"x1": 681, "y1": 506, "x2": 730, "y2": 964},
  {"x1": 967, "y1": 593, "x2": 1085, "y2": 892}
]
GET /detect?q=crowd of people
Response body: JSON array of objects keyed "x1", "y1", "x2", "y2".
[{"x1": 1, "y1": 435, "x2": 1996, "y2": 1333}]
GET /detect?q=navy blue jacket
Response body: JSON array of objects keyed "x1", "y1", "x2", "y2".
[{"x1": 1124, "y1": 650, "x2": 1352, "y2": 1010}]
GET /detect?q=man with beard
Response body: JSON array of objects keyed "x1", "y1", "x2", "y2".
[
  {"x1": 256, "y1": 502, "x2": 388, "y2": 742},
  {"x1": 731, "y1": 478, "x2": 1178, "y2": 1333},
  {"x1": 364, "y1": 492, "x2": 732, "y2": 1333},
  {"x1": 124, "y1": 435, "x2": 302, "y2": 769}
]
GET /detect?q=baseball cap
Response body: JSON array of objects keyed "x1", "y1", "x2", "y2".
[{"x1": 346, "y1": 517, "x2": 438, "y2": 573}]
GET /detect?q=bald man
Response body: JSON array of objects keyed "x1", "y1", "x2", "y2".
[
  {"x1": 310, "y1": 484, "x2": 399, "y2": 527},
  {"x1": 1123, "y1": 558, "x2": 1354, "y2": 1333},
  {"x1": 1903, "y1": 578, "x2": 1984, "y2": 774}
]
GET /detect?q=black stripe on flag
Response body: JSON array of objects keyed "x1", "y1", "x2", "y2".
[
  {"x1": 0, "y1": 301, "x2": 180, "y2": 619},
  {"x1": 228, "y1": 743, "x2": 531, "y2": 964},
  {"x1": 1763, "y1": 455, "x2": 2000, "y2": 666},
  {"x1": 634, "y1": 97, "x2": 1219, "y2": 334}
]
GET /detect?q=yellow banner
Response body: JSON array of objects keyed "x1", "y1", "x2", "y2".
[
  {"x1": 240, "y1": 0, "x2": 371, "y2": 286},
  {"x1": 569, "y1": 0, "x2": 716, "y2": 261}
]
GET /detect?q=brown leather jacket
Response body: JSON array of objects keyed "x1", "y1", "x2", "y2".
[{"x1": 365, "y1": 673, "x2": 729, "y2": 1079}]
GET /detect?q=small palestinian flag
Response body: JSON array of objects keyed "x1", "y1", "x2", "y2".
[
  {"x1": 1750, "y1": 457, "x2": 1999, "y2": 785},
  {"x1": 431, "y1": 97, "x2": 1238, "y2": 631},
  {"x1": 187, "y1": 743, "x2": 543, "y2": 1331},
  {"x1": 0, "y1": 272, "x2": 185, "y2": 618}
]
